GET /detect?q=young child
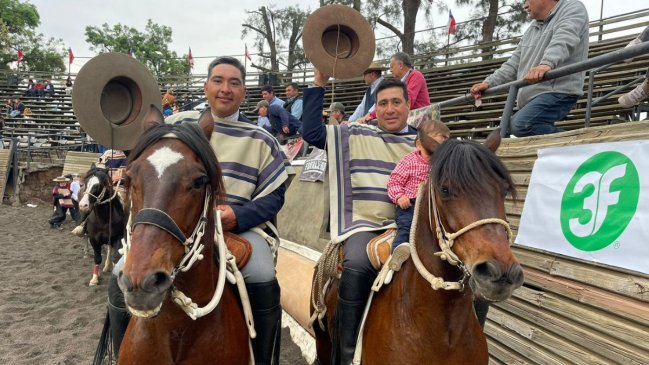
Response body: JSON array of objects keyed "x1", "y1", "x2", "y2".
[
  {"x1": 387, "y1": 120, "x2": 450, "y2": 251},
  {"x1": 48, "y1": 176, "x2": 73, "y2": 229}
]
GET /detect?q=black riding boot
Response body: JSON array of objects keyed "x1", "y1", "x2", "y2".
[
  {"x1": 108, "y1": 274, "x2": 130, "y2": 358},
  {"x1": 247, "y1": 279, "x2": 282, "y2": 365},
  {"x1": 332, "y1": 268, "x2": 375, "y2": 365},
  {"x1": 473, "y1": 298, "x2": 490, "y2": 329}
]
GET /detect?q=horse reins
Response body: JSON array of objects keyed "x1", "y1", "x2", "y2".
[{"x1": 408, "y1": 183, "x2": 513, "y2": 291}]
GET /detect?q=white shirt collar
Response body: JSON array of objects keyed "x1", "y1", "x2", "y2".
[{"x1": 400, "y1": 69, "x2": 411, "y2": 83}]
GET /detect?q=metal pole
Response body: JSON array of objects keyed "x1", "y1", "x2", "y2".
[
  {"x1": 585, "y1": 71, "x2": 595, "y2": 127},
  {"x1": 598, "y1": 0, "x2": 605, "y2": 41},
  {"x1": 499, "y1": 85, "x2": 519, "y2": 137}
]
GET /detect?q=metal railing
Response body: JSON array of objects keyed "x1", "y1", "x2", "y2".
[{"x1": 435, "y1": 41, "x2": 649, "y2": 137}]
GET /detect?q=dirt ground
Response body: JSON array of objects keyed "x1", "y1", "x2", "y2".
[{"x1": 0, "y1": 203, "x2": 310, "y2": 364}]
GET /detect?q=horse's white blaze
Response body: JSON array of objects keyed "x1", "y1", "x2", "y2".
[
  {"x1": 79, "y1": 176, "x2": 99, "y2": 208},
  {"x1": 147, "y1": 146, "x2": 184, "y2": 179}
]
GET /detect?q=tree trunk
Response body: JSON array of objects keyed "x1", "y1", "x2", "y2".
[
  {"x1": 480, "y1": 0, "x2": 499, "y2": 61},
  {"x1": 401, "y1": 0, "x2": 421, "y2": 55},
  {"x1": 353, "y1": 0, "x2": 361, "y2": 11},
  {"x1": 260, "y1": 6, "x2": 279, "y2": 71}
]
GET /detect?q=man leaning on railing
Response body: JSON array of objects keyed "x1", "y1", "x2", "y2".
[{"x1": 470, "y1": 0, "x2": 589, "y2": 137}]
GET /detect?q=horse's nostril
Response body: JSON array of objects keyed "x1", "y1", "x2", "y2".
[
  {"x1": 508, "y1": 262, "x2": 525, "y2": 287},
  {"x1": 473, "y1": 261, "x2": 502, "y2": 281},
  {"x1": 119, "y1": 271, "x2": 134, "y2": 292},
  {"x1": 141, "y1": 271, "x2": 172, "y2": 293}
]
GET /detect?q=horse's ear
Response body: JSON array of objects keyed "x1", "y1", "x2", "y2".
[
  {"x1": 143, "y1": 105, "x2": 164, "y2": 132},
  {"x1": 197, "y1": 108, "x2": 214, "y2": 139},
  {"x1": 484, "y1": 128, "x2": 501, "y2": 153}
]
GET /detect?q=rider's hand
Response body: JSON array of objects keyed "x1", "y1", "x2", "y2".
[
  {"x1": 469, "y1": 82, "x2": 489, "y2": 95},
  {"x1": 282, "y1": 126, "x2": 289, "y2": 134},
  {"x1": 396, "y1": 196, "x2": 411, "y2": 209},
  {"x1": 524, "y1": 64, "x2": 551, "y2": 84},
  {"x1": 313, "y1": 68, "x2": 330, "y2": 88},
  {"x1": 216, "y1": 204, "x2": 237, "y2": 231}
]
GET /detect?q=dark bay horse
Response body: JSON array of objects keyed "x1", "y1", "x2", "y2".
[
  {"x1": 312, "y1": 131, "x2": 525, "y2": 364},
  {"x1": 116, "y1": 108, "x2": 250, "y2": 364},
  {"x1": 79, "y1": 167, "x2": 125, "y2": 286}
]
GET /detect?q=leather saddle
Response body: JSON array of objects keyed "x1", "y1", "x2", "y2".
[{"x1": 224, "y1": 232, "x2": 253, "y2": 269}]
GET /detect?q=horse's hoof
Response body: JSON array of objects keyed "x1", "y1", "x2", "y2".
[
  {"x1": 89, "y1": 275, "x2": 99, "y2": 286},
  {"x1": 72, "y1": 226, "x2": 85, "y2": 237},
  {"x1": 102, "y1": 266, "x2": 111, "y2": 273}
]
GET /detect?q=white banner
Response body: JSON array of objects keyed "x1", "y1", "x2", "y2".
[{"x1": 516, "y1": 140, "x2": 649, "y2": 275}]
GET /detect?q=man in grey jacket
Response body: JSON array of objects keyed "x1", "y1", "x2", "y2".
[{"x1": 470, "y1": 0, "x2": 588, "y2": 137}]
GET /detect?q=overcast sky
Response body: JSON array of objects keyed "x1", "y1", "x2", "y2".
[{"x1": 30, "y1": 0, "x2": 643, "y2": 73}]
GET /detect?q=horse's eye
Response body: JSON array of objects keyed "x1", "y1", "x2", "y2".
[
  {"x1": 440, "y1": 186, "x2": 451, "y2": 198},
  {"x1": 191, "y1": 176, "x2": 208, "y2": 190}
]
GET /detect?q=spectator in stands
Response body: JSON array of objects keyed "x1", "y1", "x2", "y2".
[
  {"x1": 253, "y1": 99, "x2": 302, "y2": 144},
  {"x1": 388, "y1": 120, "x2": 450, "y2": 251},
  {"x1": 65, "y1": 76, "x2": 73, "y2": 95},
  {"x1": 48, "y1": 176, "x2": 73, "y2": 230},
  {"x1": 284, "y1": 82, "x2": 303, "y2": 120},
  {"x1": 327, "y1": 102, "x2": 347, "y2": 125},
  {"x1": 25, "y1": 79, "x2": 35, "y2": 97},
  {"x1": 0, "y1": 115, "x2": 5, "y2": 139},
  {"x1": 181, "y1": 95, "x2": 192, "y2": 111},
  {"x1": 9, "y1": 98, "x2": 25, "y2": 118},
  {"x1": 162, "y1": 89, "x2": 175, "y2": 109},
  {"x1": 618, "y1": 27, "x2": 649, "y2": 108},
  {"x1": 389, "y1": 52, "x2": 430, "y2": 110},
  {"x1": 44, "y1": 80, "x2": 55, "y2": 97},
  {"x1": 261, "y1": 84, "x2": 284, "y2": 107},
  {"x1": 34, "y1": 80, "x2": 45, "y2": 98},
  {"x1": 302, "y1": 73, "x2": 418, "y2": 365},
  {"x1": 4, "y1": 99, "x2": 14, "y2": 116},
  {"x1": 349, "y1": 63, "x2": 385, "y2": 123},
  {"x1": 470, "y1": 0, "x2": 589, "y2": 137}
]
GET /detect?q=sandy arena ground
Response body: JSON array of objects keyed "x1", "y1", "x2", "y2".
[{"x1": 0, "y1": 203, "x2": 310, "y2": 364}]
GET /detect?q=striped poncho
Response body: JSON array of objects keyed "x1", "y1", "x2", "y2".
[
  {"x1": 166, "y1": 111, "x2": 293, "y2": 215},
  {"x1": 325, "y1": 123, "x2": 416, "y2": 243}
]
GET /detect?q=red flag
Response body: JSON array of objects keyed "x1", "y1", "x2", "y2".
[
  {"x1": 188, "y1": 47, "x2": 194, "y2": 68},
  {"x1": 245, "y1": 44, "x2": 252, "y2": 62},
  {"x1": 17, "y1": 49, "x2": 24, "y2": 63},
  {"x1": 68, "y1": 48, "x2": 74, "y2": 64},
  {"x1": 448, "y1": 11, "x2": 457, "y2": 35}
]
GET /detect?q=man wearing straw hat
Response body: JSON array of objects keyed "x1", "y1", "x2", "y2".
[{"x1": 48, "y1": 176, "x2": 73, "y2": 230}]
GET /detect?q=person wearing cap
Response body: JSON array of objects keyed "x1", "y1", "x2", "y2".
[
  {"x1": 48, "y1": 176, "x2": 73, "y2": 229},
  {"x1": 327, "y1": 102, "x2": 347, "y2": 125},
  {"x1": 254, "y1": 99, "x2": 302, "y2": 143},
  {"x1": 303, "y1": 71, "x2": 418, "y2": 365},
  {"x1": 105, "y1": 56, "x2": 291, "y2": 365},
  {"x1": 348, "y1": 62, "x2": 385, "y2": 123}
]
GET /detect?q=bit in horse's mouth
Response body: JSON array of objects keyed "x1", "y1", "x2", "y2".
[{"x1": 127, "y1": 302, "x2": 163, "y2": 318}]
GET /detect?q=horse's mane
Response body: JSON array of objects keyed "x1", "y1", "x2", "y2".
[
  {"x1": 127, "y1": 122, "x2": 225, "y2": 202},
  {"x1": 430, "y1": 139, "x2": 516, "y2": 202},
  {"x1": 84, "y1": 167, "x2": 109, "y2": 184}
]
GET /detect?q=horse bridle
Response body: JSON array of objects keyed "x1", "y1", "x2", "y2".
[
  {"x1": 408, "y1": 183, "x2": 513, "y2": 291},
  {"x1": 86, "y1": 178, "x2": 121, "y2": 206},
  {"x1": 120, "y1": 185, "x2": 230, "y2": 320}
]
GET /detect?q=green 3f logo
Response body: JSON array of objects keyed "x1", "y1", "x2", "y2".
[{"x1": 560, "y1": 151, "x2": 639, "y2": 251}]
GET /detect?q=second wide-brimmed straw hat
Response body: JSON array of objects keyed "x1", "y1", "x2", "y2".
[
  {"x1": 53, "y1": 176, "x2": 70, "y2": 182},
  {"x1": 302, "y1": 5, "x2": 376, "y2": 80},
  {"x1": 72, "y1": 52, "x2": 160, "y2": 150}
]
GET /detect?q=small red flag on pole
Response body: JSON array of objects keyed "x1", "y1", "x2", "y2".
[
  {"x1": 68, "y1": 48, "x2": 74, "y2": 64},
  {"x1": 17, "y1": 49, "x2": 24, "y2": 63},
  {"x1": 448, "y1": 11, "x2": 457, "y2": 35},
  {"x1": 188, "y1": 47, "x2": 194, "y2": 68},
  {"x1": 245, "y1": 44, "x2": 252, "y2": 62}
]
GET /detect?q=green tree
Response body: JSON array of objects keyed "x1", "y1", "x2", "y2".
[
  {"x1": 320, "y1": 0, "x2": 361, "y2": 12},
  {"x1": 452, "y1": 0, "x2": 527, "y2": 60},
  {"x1": 84, "y1": 19, "x2": 191, "y2": 78},
  {"x1": 241, "y1": 5, "x2": 310, "y2": 74},
  {"x1": 0, "y1": 0, "x2": 65, "y2": 72}
]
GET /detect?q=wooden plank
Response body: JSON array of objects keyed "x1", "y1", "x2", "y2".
[
  {"x1": 61, "y1": 151, "x2": 100, "y2": 176},
  {"x1": 488, "y1": 306, "x2": 612, "y2": 365},
  {"x1": 514, "y1": 265, "x2": 649, "y2": 323},
  {"x1": 513, "y1": 285, "x2": 649, "y2": 353},
  {"x1": 496, "y1": 296, "x2": 649, "y2": 364},
  {"x1": 0, "y1": 148, "x2": 13, "y2": 202},
  {"x1": 485, "y1": 319, "x2": 569, "y2": 365},
  {"x1": 514, "y1": 249, "x2": 649, "y2": 302},
  {"x1": 488, "y1": 338, "x2": 529, "y2": 365}
]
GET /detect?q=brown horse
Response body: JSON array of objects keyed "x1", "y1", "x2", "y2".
[
  {"x1": 116, "y1": 108, "x2": 250, "y2": 364},
  {"x1": 312, "y1": 131, "x2": 524, "y2": 364}
]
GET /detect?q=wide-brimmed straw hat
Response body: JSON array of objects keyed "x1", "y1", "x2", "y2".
[
  {"x1": 363, "y1": 62, "x2": 386, "y2": 74},
  {"x1": 53, "y1": 176, "x2": 70, "y2": 182},
  {"x1": 302, "y1": 5, "x2": 376, "y2": 80},
  {"x1": 72, "y1": 52, "x2": 160, "y2": 150}
]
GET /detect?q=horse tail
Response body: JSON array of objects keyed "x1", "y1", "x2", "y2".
[{"x1": 92, "y1": 309, "x2": 112, "y2": 365}]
